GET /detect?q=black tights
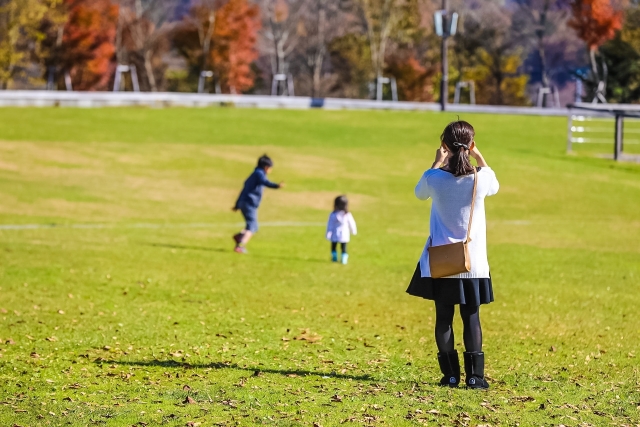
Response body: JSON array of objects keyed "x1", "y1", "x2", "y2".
[
  {"x1": 434, "y1": 302, "x2": 482, "y2": 353},
  {"x1": 331, "y1": 242, "x2": 347, "y2": 254}
]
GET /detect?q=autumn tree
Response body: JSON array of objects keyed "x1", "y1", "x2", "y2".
[
  {"x1": 212, "y1": 0, "x2": 260, "y2": 93},
  {"x1": 385, "y1": 52, "x2": 435, "y2": 101},
  {"x1": 452, "y1": 2, "x2": 530, "y2": 105},
  {"x1": 599, "y1": 6, "x2": 640, "y2": 102},
  {"x1": 353, "y1": 0, "x2": 418, "y2": 83},
  {"x1": 173, "y1": 0, "x2": 224, "y2": 86},
  {"x1": 328, "y1": 32, "x2": 372, "y2": 98},
  {"x1": 0, "y1": 0, "x2": 53, "y2": 89},
  {"x1": 568, "y1": 0, "x2": 623, "y2": 101},
  {"x1": 174, "y1": 0, "x2": 260, "y2": 93},
  {"x1": 512, "y1": 0, "x2": 573, "y2": 96},
  {"x1": 41, "y1": 0, "x2": 119, "y2": 91},
  {"x1": 258, "y1": 0, "x2": 305, "y2": 85},
  {"x1": 115, "y1": 0, "x2": 176, "y2": 92}
]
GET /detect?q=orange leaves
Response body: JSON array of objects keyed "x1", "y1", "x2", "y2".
[
  {"x1": 212, "y1": 0, "x2": 261, "y2": 93},
  {"x1": 175, "y1": 0, "x2": 260, "y2": 94},
  {"x1": 43, "y1": 0, "x2": 119, "y2": 91},
  {"x1": 568, "y1": 0, "x2": 623, "y2": 50}
]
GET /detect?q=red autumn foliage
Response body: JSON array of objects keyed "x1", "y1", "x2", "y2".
[
  {"x1": 213, "y1": 0, "x2": 260, "y2": 93},
  {"x1": 174, "y1": 0, "x2": 260, "y2": 93},
  {"x1": 568, "y1": 0, "x2": 623, "y2": 51},
  {"x1": 385, "y1": 53, "x2": 435, "y2": 102},
  {"x1": 42, "y1": 0, "x2": 118, "y2": 91}
]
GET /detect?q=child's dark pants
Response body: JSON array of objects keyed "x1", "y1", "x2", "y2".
[{"x1": 331, "y1": 242, "x2": 347, "y2": 253}]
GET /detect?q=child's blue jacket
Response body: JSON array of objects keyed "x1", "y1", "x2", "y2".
[{"x1": 234, "y1": 168, "x2": 279, "y2": 209}]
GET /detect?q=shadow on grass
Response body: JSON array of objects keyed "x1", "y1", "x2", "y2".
[
  {"x1": 146, "y1": 242, "x2": 227, "y2": 252},
  {"x1": 95, "y1": 359, "x2": 375, "y2": 381},
  {"x1": 145, "y1": 242, "x2": 327, "y2": 263},
  {"x1": 249, "y1": 252, "x2": 329, "y2": 264}
]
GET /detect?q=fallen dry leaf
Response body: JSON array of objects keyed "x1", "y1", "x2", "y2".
[
  {"x1": 182, "y1": 385, "x2": 191, "y2": 391},
  {"x1": 330, "y1": 394, "x2": 343, "y2": 403},
  {"x1": 221, "y1": 399, "x2": 238, "y2": 408},
  {"x1": 183, "y1": 396, "x2": 196, "y2": 404},
  {"x1": 293, "y1": 328, "x2": 322, "y2": 343},
  {"x1": 513, "y1": 396, "x2": 535, "y2": 402}
]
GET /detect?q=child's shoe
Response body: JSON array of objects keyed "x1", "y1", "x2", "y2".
[
  {"x1": 233, "y1": 233, "x2": 243, "y2": 244},
  {"x1": 234, "y1": 246, "x2": 248, "y2": 254},
  {"x1": 341, "y1": 253, "x2": 349, "y2": 264},
  {"x1": 331, "y1": 251, "x2": 338, "y2": 262}
]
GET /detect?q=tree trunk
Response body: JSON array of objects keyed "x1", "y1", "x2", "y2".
[
  {"x1": 116, "y1": 7, "x2": 124, "y2": 65},
  {"x1": 144, "y1": 50, "x2": 157, "y2": 92},
  {"x1": 202, "y1": 11, "x2": 215, "y2": 71},
  {"x1": 589, "y1": 47, "x2": 599, "y2": 81},
  {"x1": 312, "y1": 1, "x2": 326, "y2": 97}
]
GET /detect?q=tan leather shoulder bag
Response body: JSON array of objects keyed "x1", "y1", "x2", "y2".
[{"x1": 427, "y1": 168, "x2": 477, "y2": 279}]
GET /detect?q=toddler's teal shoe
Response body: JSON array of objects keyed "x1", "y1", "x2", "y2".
[
  {"x1": 331, "y1": 251, "x2": 338, "y2": 262},
  {"x1": 341, "y1": 253, "x2": 349, "y2": 265}
]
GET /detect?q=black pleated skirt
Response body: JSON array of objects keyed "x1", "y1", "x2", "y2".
[{"x1": 406, "y1": 263, "x2": 494, "y2": 306}]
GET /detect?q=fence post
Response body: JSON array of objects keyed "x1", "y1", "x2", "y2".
[{"x1": 614, "y1": 114, "x2": 623, "y2": 161}]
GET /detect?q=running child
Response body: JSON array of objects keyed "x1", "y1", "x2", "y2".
[
  {"x1": 232, "y1": 155, "x2": 284, "y2": 253},
  {"x1": 326, "y1": 195, "x2": 357, "y2": 264}
]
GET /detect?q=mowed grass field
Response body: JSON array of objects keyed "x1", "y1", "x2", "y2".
[{"x1": 0, "y1": 107, "x2": 639, "y2": 427}]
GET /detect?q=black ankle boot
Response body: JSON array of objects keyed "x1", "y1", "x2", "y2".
[
  {"x1": 437, "y1": 350, "x2": 460, "y2": 387},
  {"x1": 463, "y1": 351, "x2": 489, "y2": 389}
]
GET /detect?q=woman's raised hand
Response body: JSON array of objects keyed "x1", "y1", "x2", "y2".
[
  {"x1": 435, "y1": 145, "x2": 448, "y2": 162},
  {"x1": 469, "y1": 142, "x2": 489, "y2": 167},
  {"x1": 431, "y1": 144, "x2": 449, "y2": 169}
]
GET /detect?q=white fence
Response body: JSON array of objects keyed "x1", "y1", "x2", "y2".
[{"x1": 0, "y1": 90, "x2": 571, "y2": 116}]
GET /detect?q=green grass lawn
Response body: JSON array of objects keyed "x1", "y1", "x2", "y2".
[{"x1": 0, "y1": 107, "x2": 638, "y2": 427}]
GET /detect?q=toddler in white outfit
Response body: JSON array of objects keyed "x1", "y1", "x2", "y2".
[{"x1": 326, "y1": 195, "x2": 357, "y2": 264}]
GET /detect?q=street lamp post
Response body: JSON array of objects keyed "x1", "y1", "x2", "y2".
[{"x1": 440, "y1": 0, "x2": 449, "y2": 112}]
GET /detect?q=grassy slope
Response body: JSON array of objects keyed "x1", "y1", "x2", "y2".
[{"x1": 0, "y1": 107, "x2": 638, "y2": 426}]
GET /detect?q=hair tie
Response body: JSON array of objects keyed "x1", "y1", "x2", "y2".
[{"x1": 451, "y1": 141, "x2": 469, "y2": 150}]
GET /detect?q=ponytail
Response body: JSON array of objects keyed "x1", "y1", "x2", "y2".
[{"x1": 440, "y1": 120, "x2": 476, "y2": 177}]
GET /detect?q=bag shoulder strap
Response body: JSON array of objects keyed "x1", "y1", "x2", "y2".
[{"x1": 465, "y1": 168, "x2": 478, "y2": 243}]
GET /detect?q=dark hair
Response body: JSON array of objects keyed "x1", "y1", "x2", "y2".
[
  {"x1": 334, "y1": 195, "x2": 349, "y2": 212},
  {"x1": 441, "y1": 120, "x2": 475, "y2": 177},
  {"x1": 257, "y1": 154, "x2": 273, "y2": 169}
]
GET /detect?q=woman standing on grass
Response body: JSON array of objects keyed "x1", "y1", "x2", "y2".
[{"x1": 406, "y1": 120, "x2": 499, "y2": 389}]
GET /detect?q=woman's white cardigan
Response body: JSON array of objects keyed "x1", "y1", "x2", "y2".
[{"x1": 415, "y1": 167, "x2": 499, "y2": 278}]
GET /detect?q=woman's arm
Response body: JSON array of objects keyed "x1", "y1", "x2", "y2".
[
  {"x1": 470, "y1": 144, "x2": 488, "y2": 167},
  {"x1": 431, "y1": 145, "x2": 448, "y2": 169}
]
